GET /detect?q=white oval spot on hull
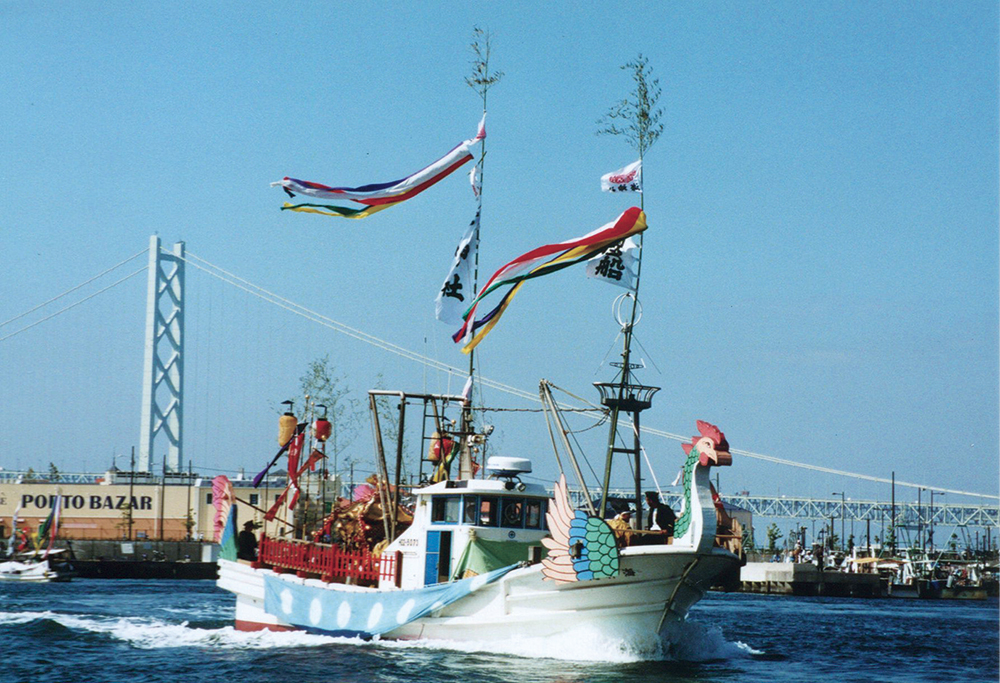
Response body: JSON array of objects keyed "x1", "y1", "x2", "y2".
[{"x1": 337, "y1": 601, "x2": 351, "y2": 628}]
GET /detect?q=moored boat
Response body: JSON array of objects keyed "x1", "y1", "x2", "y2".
[{"x1": 0, "y1": 549, "x2": 73, "y2": 583}]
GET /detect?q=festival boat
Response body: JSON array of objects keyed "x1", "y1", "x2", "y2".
[
  {"x1": 215, "y1": 387, "x2": 744, "y2": 640},
  {"x1": 216, "y1": 109, "x2": 742, "y2": 642}
]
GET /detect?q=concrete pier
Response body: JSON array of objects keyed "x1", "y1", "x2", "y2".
[{"x1": 740, "y1": 562, "x2": 881, "y2": 597}]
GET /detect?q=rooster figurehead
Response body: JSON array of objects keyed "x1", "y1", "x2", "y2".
[{"x1": 681, "y1": 420, "x2": 732, "y2": 467}]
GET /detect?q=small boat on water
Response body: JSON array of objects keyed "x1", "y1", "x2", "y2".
[
  {"x1": 876, "y1": 549, "x2": 992, "y2": 600},
  {"x1": 1, "y1": 496, "x2": 72, "y2": 582},
  {"x1": 0, "y1": 549, "x2": 73, "y2": 583}
]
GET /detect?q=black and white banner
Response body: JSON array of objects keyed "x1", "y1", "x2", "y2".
[
  {"x1": 435, "y1": 209, "x2": 480, "y2": 324},
  {"x1": 585, "y1": 236, "x2": 639, "y2": 290}
]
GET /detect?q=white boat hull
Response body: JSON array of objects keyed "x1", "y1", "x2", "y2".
[
  {"x1": 218, "y1": 545, "x2": 738, "y2": 640},
  {"x1": 0, "y1": 559, "x2": 69, "y2": 583}
]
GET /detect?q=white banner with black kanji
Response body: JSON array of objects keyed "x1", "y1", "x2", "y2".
[
  {"x1": 585, "y1": 236, "x2": 639, "y2": 290},
  {"x1": 435, "y1": 209, "x2": 480, "y2": 324}
]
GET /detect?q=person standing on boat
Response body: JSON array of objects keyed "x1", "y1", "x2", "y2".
[
  {"x1": 237, "y1": 521, "x2": 258, "y2": 561},
  {"x1": 645, "y1": 491, "x2": 676, "y2": 536}
]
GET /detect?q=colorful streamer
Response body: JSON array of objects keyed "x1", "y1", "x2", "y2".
[
  {"x1": 274, "y1": 116, "x2": 486, "y2": 219},
  {"x1": 453, "y1": 207, "x2": 647, "y2": 353}
]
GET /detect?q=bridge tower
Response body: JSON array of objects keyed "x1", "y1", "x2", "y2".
[{"x1": 138, "y1": 235, "x2": 185, "y2": 473}]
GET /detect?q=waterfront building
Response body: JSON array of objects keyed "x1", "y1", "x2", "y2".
[{"x1": 0, "y1": 470, "x2": 291, "y2": 542}]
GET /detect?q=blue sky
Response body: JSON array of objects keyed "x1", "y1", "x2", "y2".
[{"x1": 1, "y1": 2, "x2": 997, "y2": 507}]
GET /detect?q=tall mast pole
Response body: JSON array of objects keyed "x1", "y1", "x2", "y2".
[
  {"x1": 468, "y1": 77, "x2": 486, "y2": 388},
  {"x1": 595, "y1": 54, "x2": 662, "y2": 522},
  {"x1": 460, "y1": 27, "x2": 502, "y2": 479}
]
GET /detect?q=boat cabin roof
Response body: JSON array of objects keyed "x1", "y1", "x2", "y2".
[{"x1": 415, "y1": 478, "x2": 549, "y2": 499}]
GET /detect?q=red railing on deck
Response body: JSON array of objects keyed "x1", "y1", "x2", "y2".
[{"x1": 257, "y1": 535, "x2": 398, "y2": 585}]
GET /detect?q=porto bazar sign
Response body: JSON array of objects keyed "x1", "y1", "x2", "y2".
[{"x1": 20, "y1": 493, "x2": 154, "y2": 511}]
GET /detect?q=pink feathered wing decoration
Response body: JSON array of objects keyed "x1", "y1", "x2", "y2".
[{"x1": 212, "y1": 475, "x2": 234, "y2": 543}]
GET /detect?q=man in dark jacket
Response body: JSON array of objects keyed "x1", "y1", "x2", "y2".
[
  {"x1": 237, "y1": 521, "x2": 258, "y2": 561},
  {"x1": 645, "y1": 491, "x2": 676, "y2": 536}
]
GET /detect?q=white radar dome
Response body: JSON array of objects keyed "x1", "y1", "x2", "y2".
[{"x1": 485, "y1": 456, "x2": 532, "y2": 477}]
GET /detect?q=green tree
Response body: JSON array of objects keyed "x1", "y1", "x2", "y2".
[
  {"x1": 298, "y1": 355, "x2": 361, "y2": 480},
  {"x1": 884, "y1": 526, "x2": 897, "y2": 553},
  {"x1": 596, "y1": 53, "x2": 664, "y2": 159},
  {"x1": 183, "y1": 508, "x2": 195, "y2": 540},
  {"x1": 766, "y1": 523, "x2": 783, "y2": 554},
  {"x1": 48, "y1": 462, "x2": 60, "y2": 481}
]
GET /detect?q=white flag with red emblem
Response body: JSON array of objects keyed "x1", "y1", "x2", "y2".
[{"x1": 600, "y1": 159, "x2": 642, "y2": 193}]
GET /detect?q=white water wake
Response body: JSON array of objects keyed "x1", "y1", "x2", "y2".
[
  {"x1": 1, "y1": 610, "x2": 760, "y2": 662},
  {"x1": 375, "y1": 617, "x2": 761, "y2": 663},
  {"x1": 0, "y1": 610, "x2": 341, "y2": 650}
]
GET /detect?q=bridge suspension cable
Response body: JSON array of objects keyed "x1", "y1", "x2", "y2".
[
  {"x1": 0, "y1": 266, "x2": 148, "y2": 343},
  {"x1": 637, "y1": 424, "x2": 998, "y2": 501},
  {"x1": 175, "y1": 251, "x2": 999, "y2": 503},
  {"x1": 0, "y1": 247, "x2": 149, "y2": 330},
  {"x1": 182, "y1": 252, "x2": 537, "y2": 403}
]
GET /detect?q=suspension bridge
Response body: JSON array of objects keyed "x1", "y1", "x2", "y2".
[{"x1": 1, "y1": 237, "x2": 997, "y2": 541}]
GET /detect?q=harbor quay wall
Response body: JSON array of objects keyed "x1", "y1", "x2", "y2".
[
  {"x1": 58, "y1": 539, "x2": 216, "y2": 562},
  {"x1": 740, "y1": 561, "x2": 882, "y2": 597},
  {"x1": 0, "y1": 479, "x2": 289, "y2": 542},
  {"x1": 53, "y1": 539, "x2": 220, "y2": 579}
]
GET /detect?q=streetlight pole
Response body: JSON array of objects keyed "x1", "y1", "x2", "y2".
[
  {"x1": 918, "y1": 488, "x2": 923, "y2": 551},
  {"x1": 128, "y1": 447, "x2": 136, "y2": 541},
  {"x1": 832, "y1": 491, "x2": 845, "y2": 552},
  {"x1": 929, "y1": 491, "x2": 943, "y2": 552}
]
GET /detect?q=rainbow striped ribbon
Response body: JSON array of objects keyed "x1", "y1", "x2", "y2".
[
  {"x1": 454, "y1": 207, "x2": 648, "y2": 353},
  {"x1": 274, "y1": 117, "x2": 485, "y2": 219}
]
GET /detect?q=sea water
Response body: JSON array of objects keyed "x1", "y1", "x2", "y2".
[{"x1": 1, "y1": 579, "x2": 996, "y2": 683}]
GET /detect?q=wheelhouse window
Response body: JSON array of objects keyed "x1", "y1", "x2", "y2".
[
  {"x1": 462, "y1": 495, "x2": 479, "y2": 525},
  {"x1": 444, "y1": 494, "x2": 546, "y2": 529},
  {"x1": 478, "y1": 496, "x2": 499, "y2": 527},
  {"x1": 525, "y1": 499, "x2": 543, "y2": 529},
  {"x1": 501, "y1": 498, "x2": 524, "y2": 528},
  {"x1": 431, "y1": 495, "x2": 461, "y2": 524}
]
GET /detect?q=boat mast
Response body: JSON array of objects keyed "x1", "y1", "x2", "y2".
[
  {"x1": 594, "y1": 54, "x2": 663, "y2": 526},
  {"x1": 460, "y1": 27, "x2": 502, "y2": 479}
]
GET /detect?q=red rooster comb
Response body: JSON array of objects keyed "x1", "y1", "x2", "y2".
[{"x1": 681, "y1": 420, "x2": 729, "y2": 456}]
